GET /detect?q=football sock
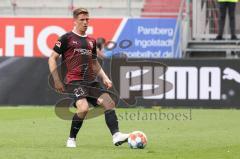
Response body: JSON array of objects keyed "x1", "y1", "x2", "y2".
[
  {"x1": 105, "y1": 109, "x2": 119, "y2": 135},
  {"x1": 69, "y1": 113, "x2": 84, "y2": 138}
]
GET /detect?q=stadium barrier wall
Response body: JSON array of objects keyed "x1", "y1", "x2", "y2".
[
  {"x1": 106, "y1": 58, "x2": 240, "y2": 108},
  {"x1": 0, "y1": 57, "x2": 240, "y2": 108},
  {"x1": 0, "y1": 17, "x2": 178, "y2": 58}
]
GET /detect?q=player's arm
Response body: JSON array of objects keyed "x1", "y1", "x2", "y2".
[
  {"x1": 93, "y1": 60, "x2": 112, "y2": 89},
  {"x1": 92, "y1": 39, "x2": 112, "y2": 89},
  {"x1": 49, "y1": 34, "x2": 67, "y2": 93},
  {"x1": 48, "y1": 51, "x2": 65, "y2": 93}
]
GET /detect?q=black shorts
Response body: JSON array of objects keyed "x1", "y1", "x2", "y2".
[{"x1": 67, "y1": 80, "x2": 107, "y2": 107}]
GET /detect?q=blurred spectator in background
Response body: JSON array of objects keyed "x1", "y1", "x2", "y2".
[
  {"x1": 11, "y1": 0, "x2": 17, "y2": 15},
  {"x1": 216, "y1": 0, "x2": 238, "y2": 40},
  {"x1": 96, "y1": 37, "x2": 106, "y2": 59},
  {"x1": 96, "y1": 38, "x2": 128, "y2": 58}
]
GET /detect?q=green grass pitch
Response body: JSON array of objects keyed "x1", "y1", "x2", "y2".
[{"x1": 0, "y1": 107, "x2": 240, "y2": 159}]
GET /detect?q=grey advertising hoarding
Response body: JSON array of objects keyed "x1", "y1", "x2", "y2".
[
  {"x1": 0, "y1": 57, "x2": 61, "y2": 105},
  {"x1": 108, "y1": 58, "x2": 240, "y2": 108},
  {"x1": 0, "y1": 57, "x2": 239, "y2": 108}
]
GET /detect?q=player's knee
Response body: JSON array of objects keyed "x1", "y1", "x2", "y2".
[
  {"x1": 75, "y1": 100, "x2": 89, "y2": 115},
  {"x1": 76, "y1": 107, "x2": 89, "y2": 119},
  {"x1": 104, "y1": 99, "x2": 116, "y2": 110},
  {"x1": 97, "y1": 97, "x2": 103, "y2": 105},
  {"x1": 109, "y1": 99, "x2": 116, "y2": 108},
  {"x1": 77, "y1": 106, "x2": 89, "y2": 114}
]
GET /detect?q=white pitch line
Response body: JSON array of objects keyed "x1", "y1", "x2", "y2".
[{"x1": 0, "y1": 58, "x2": 19, "y2": 70}]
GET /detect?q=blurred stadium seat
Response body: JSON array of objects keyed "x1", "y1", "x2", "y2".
[
  {"x1": 0, "y1": 0, "x2": 144, "y2": 17},
  {"x1": 0, "y1": 0, "x2": 187, "y2": 19},
  {"x1": 141, "y1": 0, "x2": 181, "y2": 17}
]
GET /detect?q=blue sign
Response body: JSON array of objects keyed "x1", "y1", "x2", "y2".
[{"x1": 105, "y1": 18, "x2": 179, "y2": 58}]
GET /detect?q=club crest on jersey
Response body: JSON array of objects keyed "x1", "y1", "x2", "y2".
[
  {"x1": 56, "y1": 41, "x2": 61, "y2": 48},
  {"x1": 72, "y1": 41, "x2": 78, "y2": 45},
  {"x1": 89, "y1": 41, "x2": 93, "y2": 49}
]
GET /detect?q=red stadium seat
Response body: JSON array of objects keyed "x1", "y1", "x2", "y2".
[{"x1": 141, "y1": 0, "x2": 181, "y2": 18}]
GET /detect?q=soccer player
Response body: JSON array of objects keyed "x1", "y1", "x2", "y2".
[{"x1": 48, "y1": 8, "x2": 129, "y2": 148}]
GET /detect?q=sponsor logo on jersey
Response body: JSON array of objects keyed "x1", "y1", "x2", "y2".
[
  {"x1": 72, "y1": 41, "x2": 78, "y2": 45},
  {"x1": 74, "y1": 48, "x2": 92, "y2": 55}
]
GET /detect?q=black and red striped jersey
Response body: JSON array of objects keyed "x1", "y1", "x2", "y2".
[{"x1": 53, "y1": 31, "x2": 97, "y2": 83}]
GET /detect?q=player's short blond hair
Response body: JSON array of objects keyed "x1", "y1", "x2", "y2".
[{"x1": 73, "y1": 8, "x2": 89, "y2": 18}]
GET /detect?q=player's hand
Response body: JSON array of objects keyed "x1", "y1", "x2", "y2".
[
  {"x1": 54, "y1": 80, "x2": 65, "y2": 93},
  {"x1": 103, "y1": 78, "x2": 112, "y2": 89}
]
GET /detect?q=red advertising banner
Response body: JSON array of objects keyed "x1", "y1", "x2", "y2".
[{"x1": 0, "y1": 17, "x2": 122, "y2": 57}]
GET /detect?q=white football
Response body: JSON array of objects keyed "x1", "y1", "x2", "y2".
[{"x1": 128, "y1": 131, "x2": 147, "y2": 149}]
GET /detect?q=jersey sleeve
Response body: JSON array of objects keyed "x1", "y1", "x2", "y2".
[
  {"x1": 92, "y1": 39, "x2": 97, "y2": 60},
  {"x1": 53, "y1": 34, "x2": 67, "y2": 55}
]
